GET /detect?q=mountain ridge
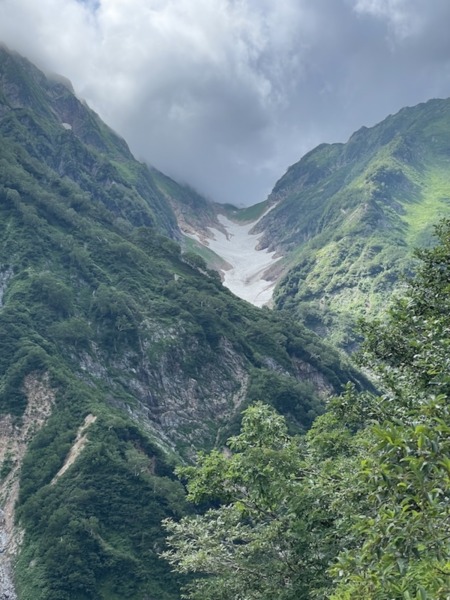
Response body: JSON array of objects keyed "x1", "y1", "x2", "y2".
[
  {"x1": 183, "y1": 97, "x2": 450, "y2": 350},
  {"x1": 0, "y1": 46, "x2": 367, "y2": 599}
]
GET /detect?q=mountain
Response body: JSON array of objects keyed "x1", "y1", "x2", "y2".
[
  {"x1": 255, "y1": 98, "x2": 450, "y2": 348},
  {"x1": 0, "y1": 47, "x2": 366, "y2": 599},
  {"x1": 185, "y1": 98, "x2": 450, "y2": 349}
]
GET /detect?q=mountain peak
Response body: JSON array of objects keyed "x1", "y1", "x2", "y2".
[{"x1": 247, "y1": 95, "x2": 450, "y2": 349}]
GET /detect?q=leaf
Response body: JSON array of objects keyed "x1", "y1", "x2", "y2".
[{"x1": 417, "y1": 585, "x2": 428, "y2": 600}]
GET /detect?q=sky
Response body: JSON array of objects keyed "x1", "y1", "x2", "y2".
[{"x1": 1, "y1": 1, "x2": 450, "y2": 206}]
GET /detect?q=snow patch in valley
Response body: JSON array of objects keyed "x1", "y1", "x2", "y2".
[{"x1": 186, "y1": 211, "x2": 282, "y2": 307}]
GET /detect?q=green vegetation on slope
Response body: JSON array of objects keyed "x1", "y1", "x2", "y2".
[
  {"x1": 402, "y1": 166, "x2": 450, "y2": 246},
  {"x1": 182, "y1": 235, "x2": 230, "y2": 272},
  {"x1": 222, "y1": 200, "x2": 269, "y2": 223},
  {"x1": 257, "y1": 99, "x2": 450, "y2": 350},
  {"x1": 0, "y1": 46, "x2": 369, "y2": 599},
  {"x1": 16, "y1": 403, "x2": 188, "y2": 600},
  {"x1": 151, "y1": 168, "x2": 220, "y2": 236}
]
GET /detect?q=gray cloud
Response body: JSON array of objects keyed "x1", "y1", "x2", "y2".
[{"x1": 1, "y1": 0, "x2": 450, "y2": 205}]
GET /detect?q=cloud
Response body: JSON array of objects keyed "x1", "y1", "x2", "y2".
[
  {"x1": 1, "y1": 1, "x2": 450, "y2": 205},
  {"x1": 353, "y1": 0, "x2": 420, "y2": 39}
]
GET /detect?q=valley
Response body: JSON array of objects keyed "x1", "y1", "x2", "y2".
[
  {"x1": 0, "y1": 46, "x2": 366, "y2": 600},
  {"x1": 179, "y1": 99, "x2": 450, "y2": 351},
  {"x1": 1, "y1": 44, "x2": 450, "y2": 600},
  {"x1": 184, "y1": 210, "x2": 282, "y2": 307}
]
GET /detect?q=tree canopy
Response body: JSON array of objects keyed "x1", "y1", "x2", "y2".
[{"x1": 163, "y1": 219, "x2": 450, "y2": 599}]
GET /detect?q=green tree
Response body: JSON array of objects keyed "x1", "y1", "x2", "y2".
[
  {"x1": 331, "y1": 220, "x2": 450, "y2": 598},
  {"x1": 162, "y1": 402, "x2": 361, "y2": 599}
]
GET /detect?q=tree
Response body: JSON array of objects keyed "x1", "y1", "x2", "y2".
[
  {"x1": 330, "y1": 220, "x2": 450, "y2": 598},
  {"x1": 162, "y1": 403, "x2": 304, "y2": 599},
  {"x1": 162, "y1": 402, "x2": 362, "y2": 599}
]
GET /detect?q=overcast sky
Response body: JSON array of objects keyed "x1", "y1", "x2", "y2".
[{"x1": 1, "y1": 1, "x2": 450, "y2": 206}]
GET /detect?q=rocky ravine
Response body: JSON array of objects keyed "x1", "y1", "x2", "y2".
[{"x1": 0, "y1": 374, "x2": 55, "y2": 600}]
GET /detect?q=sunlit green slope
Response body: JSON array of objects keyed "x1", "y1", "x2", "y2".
[{"x1": 255, "y1": 98, "x2": 450, "y2": 349}]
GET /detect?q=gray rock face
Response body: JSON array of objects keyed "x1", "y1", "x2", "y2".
[
  {"x1": 81, "y1": 332, "x2": 249, "y2": 455},
  {"x1": 0, "y1": 555, "x2": 17, "y2": 600},
  {"x1": 0, "y1": 375, "x2": 55, "y2": 600}
]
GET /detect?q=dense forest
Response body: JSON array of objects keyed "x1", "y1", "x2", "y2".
[{"x1": 163, "y1": 220, "x2": 450, "y2": 599}]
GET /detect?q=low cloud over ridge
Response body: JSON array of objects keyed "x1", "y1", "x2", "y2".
[{"x1": 1, "y1": 0, "x2": 450, "y2": 205}]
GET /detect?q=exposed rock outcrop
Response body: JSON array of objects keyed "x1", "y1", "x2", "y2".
[{"x1": 0, "y1": 374, "x2": 55, "y2": 600}]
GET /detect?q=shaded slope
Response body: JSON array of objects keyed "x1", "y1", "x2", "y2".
[
  {"x1": 0, "y1": 47, "x2": 368, "y2": 600},
  {"x1": 0, "y1": 45, "x2": 177, "y2": 236},
  {"x1": 255, "y1": 98, "x2": 450, "y2": 349},
  {"x1": 151, "y1": 168, "x2": 219, "y2": 237}
]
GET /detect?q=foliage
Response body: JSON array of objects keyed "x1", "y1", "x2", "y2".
[
  {"x1": 331, "y1": 396, "x2": 450, "y2": 599},
  {"x1": 0, "y1": 450, "x2": 15, "y2": 479},
  {"x1": 246, "y1": 369, "x2": 322, "y2": 432},
  {"x1": 330, "y1": 220, "x2": 450, "y2": 598},
  {"x1": 222, "y1": 200, "x2": 269, "y2": 223},
  {"x1": 16, "y1": 407, "x2": 188, "y2": 600},
  {"x1": 162, "y1": 402, "x2": 363, "y2": 599},
  {"x1": 163, "y1": 220, "x2": 450, "y2": 599}
]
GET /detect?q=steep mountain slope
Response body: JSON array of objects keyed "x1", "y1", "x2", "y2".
[
  {"x1": 0, "y1": 46, "x2": 178, "y2": 238},
  {"x1": 0, "y1": 47, "x2": 366, "y2": 599},
  {"x1": 252, "y1": 98, "x2": 450, "y2": 349},
  {"x1": 151, "y1": 168, "x2": 220, "y2": 239}
]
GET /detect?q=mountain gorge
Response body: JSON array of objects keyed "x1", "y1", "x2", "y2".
[
  {"x1": 186, "y1": 99, "x2": 450, "y2": 349},
  {"x1": 2, "y1": 43, "x2": 450, "y2": 600},
  {"x1": 0, "y1": 47, "x2": 366, "y2": 599}
]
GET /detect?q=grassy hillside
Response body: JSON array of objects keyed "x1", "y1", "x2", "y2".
[
  {"x1": 151, "y1": 168, "x2": 220, "y2": 235},
  {"x1": 255, "y1": 98, "x2": 450, "y2": 349},
  {"x1": 0, "y1": 47, "x2": 368, "y2": 599},
  {"x1": 222, "y1": 200, "x2": 270, "y2": 223}
]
